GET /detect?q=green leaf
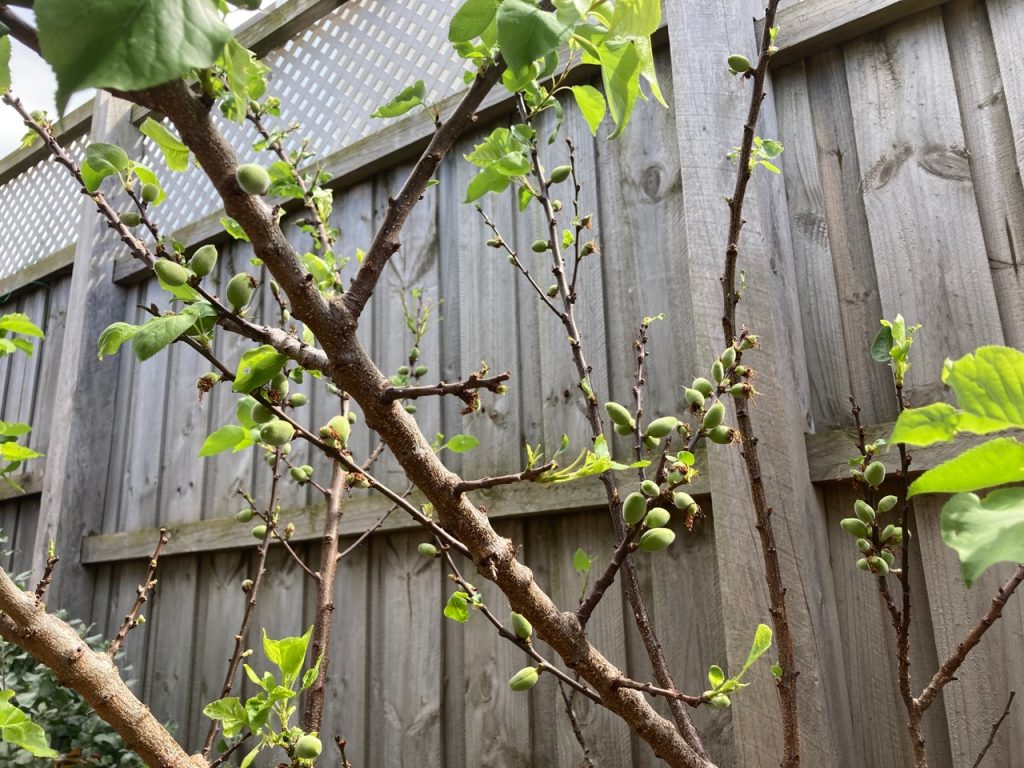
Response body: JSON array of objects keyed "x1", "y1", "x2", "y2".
[
  {"x1": 465, "y1": 167, "x2": 510, "y2": 202},
  {"x1": 218, "y1": 38, "x2": 267, "y2": 123},
  {"x1": 220, "y1": 216, "x2": 250, "y2": 242},
  {"x1": 572, "y1": 547, "x2": 593, "y2": 574},
  {"x1": 301, "y1": 652, "x2": 323, "y2": 691},
  {"x1": 232, "y1": 345, "x2": 286, "y2": 394},
  {"x1": 738, "y1": 623, "x2": 772, "y2": 677},
  {"x1": 449, "y1": 0, "x2": 500, "y2": 43},
  {"x1": 611, "y1": 0, "x2": 660, "y2": 38},
  {"x1": 266, "y1": 627, "x2": 312, "y2": 686},
  {"x1": 370, "y1": 80, "x2": 426, "y2": 119},
  {"x1": 0, "y1": 422, "x2": 31, "y2": 438},
  {"x1": 140, "y1": 118, "x2": 189, "y2": 172},
  {"x1": 198, "y1": 425, "x2": 247, "y2": 457},
  {"x1": 132, "y1": 164, "x2": 166, "y2": 205},
  {"x1": 0, "y1": 36, "x2": 10, "y2": 95},
  {"x1": 940, "y1": 346, "x2": 1024, "y2": 429},
  {"x1": 601, "y1": 40, "x2": 642, "y2": 138},
  {"x1": 909, "y1": 437, "x2": 1024, "y2": 497},
  {"x1": 707, "y1": 664, "x2": 725, "y2": 690},
  {"x1": 444, "y1": 591, "x2": 471, "y2": 623},
  {"x1": 570, "y1": 84, "x2": 606, "y2": 135},
  {"x1": 131, "y1": 308, "x2": 208, "y2": 362},
  {"x1": 97, "y1": 322, "x2": 139, "y2": 360},
  {"x1": 444, "y1": 434, "x2": 480, "y2": 453},
  {"x1": 36, "y1": 0, "x2": 232, "y2": 113},
  {"x1": 870, "y1": 325, "x2": 894, "y2": 363},
  {"x1": 941, "y1": 487, "x2": 1024, "y2": 586},
  {"x1": 0, "y1": 313, "x2": 45, "y2": 338},
  {"x1": 496, "y1": 0, "x2": 571, "y2": 71},
  {"x1": 771, "y1": 664, "x2": 783, "y2": 680},
  {"x1": 0, "y1": 443, "x2": 42, "y2": 462},
  {"x1": 80, "y1": 143, "x2": 131, "y2": 192},
  {"x1": 240, "y1": 745, "x2": 261, "y2": 768},
  {"x1": 0, "y1": 691, "x2": 59, "y2": 758},
  {"x1": 201, "y1": 697, "x2": 246, "y2": 739}
]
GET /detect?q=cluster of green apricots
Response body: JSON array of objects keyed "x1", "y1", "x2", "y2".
[{"x1": 839, "y1": 455, "x2": 907, "y2": 575}]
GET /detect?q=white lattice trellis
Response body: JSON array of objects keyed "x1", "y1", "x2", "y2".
[{"x1": 0, "y1": 134, "x2": 88, "y2": 281}]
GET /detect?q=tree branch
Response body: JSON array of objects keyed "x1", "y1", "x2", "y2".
[
  {"x1": 381, "y1": 371, "x2": 510, "y2": 405},
  {"x1": 108, "y1": 528, "x2": 168, "y2": 658}
]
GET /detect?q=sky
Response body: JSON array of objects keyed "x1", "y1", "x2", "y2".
[{"x1": 0, "y1": 7, "x2": 263, "y2": 157}]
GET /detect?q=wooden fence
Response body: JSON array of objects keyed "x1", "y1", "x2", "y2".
[{"x1": 1, "y1": 0, "x2": 1022, "y2": 765}]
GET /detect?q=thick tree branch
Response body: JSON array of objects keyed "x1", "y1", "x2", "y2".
[
  {"x1": 381, "y1": 371, "x2": 510, "y2": 405},
  {"x1": 0, "y1": 567, "x2": 205, "y2": 768}
]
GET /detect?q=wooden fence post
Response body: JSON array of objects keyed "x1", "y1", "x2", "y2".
[
  {"x1": 663, "y1": 3, "x2": 855, "y2": 765},
  {"x1": 33, "y1": 93, "x2": 135, "y2": 612}
]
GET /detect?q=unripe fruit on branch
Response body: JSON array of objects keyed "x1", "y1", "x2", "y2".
[
  {"x1": 252, "y1": 524, "x2": 267, "y2": 539},
  {"x1": 641, "y1": 480, "x2": 660, "y2": 497},
  {"x1": 854, "y1": 500, "x2": 876, "y2": 524},
  {"x1": 189, "y1": 244, "x2": 218, "y2": 277},
  {"x1": 531, "y1": 239, "x2": 550, "y2": 253},
  {"x1": 613, "y1": 423, "x2": 634, "y2": 436},
  {"x1": 868, "y1": 556, "x2": 889, "y2": 575},
  {"x1": 709, "y1": 693, "x2": 731, "y2": 710},
  {"x1": 546, "y1": 284, "x2": 559, "y2": 297},
  {"x1": 739, "y1": 335, "x2": 758, "y2": 350},
  {"x1": 643, "y1": 435, "x2": 660, "y2": 451},
  {"x1": 509, "y1": 666, "x2": 540, "y2": 692},
  {"x1": 320, "y1": 415, "x2": 350, "y2": 447},
  {"x1": 864, "y1": 461, "x2": 886, "y2": 487},
  {"x1": 226, "y1": 273, "x2": 254, "y2": 311},
  {"x1": 294, "y1": 734, "x2": 322, "y2": 760},
  {"x1": 260, "y1": 420, "x2": 295, "y2": 446},
  {"x1": 622, "y1": 492, "x2": 647, "y2": 526},
  {"x1": 409, "y1": 346, "x2": 420, "y2": 361},
  {"x1": 287, "y1": 393, "x2": 308, "y2": 407},
  {"x1": 418, "y1": 542, "x2": 439, "y2": 557},
  {"x1": 708, "y1": 425, "x2": 736, "y2": 444},
  {"x1": 720, "y1": 346, "x2": 736, "y2": 368},
  {"x1": 251, "y1": 403, "x2": 276, "y2": 424},
  {"x1": 645, "y1": 416, "x2": 678, "y2": 439},
  {"x1": 510, "y1": 612, "x2": 533, "y2": 640},
  {"x1": 347, "y1": 411, "x2": 358, "y2": 424},
  {"x1": 673, "y1": 492, "x2": 698, "y2": 514},
  {"x1": 413, "y1": 365, "x2": 428, "y2": 377},
  {"x1": 270, "y1": 373, "x2": 289, "y2": 400},
  {"x1": 727, "y1": 54, "x2": 752, "y2": 74},
  {"x1": 840, "y1": 517, "x2": 870, "y2": 538},
  {"x1": 549, "y1": 165, "x2": 572, "y2": 184},
  {"x1": 881, "y1": 524, "x2": 896, "y2": 543},
  {"x1": 857, "y1": 538, "x2": 872, "y2": 554},
  {"x1": 692, "y1": 378, "x2": 714, "y2": 398},
  {"x1": 703, "y1": 402, "x2": 725, "y2": 430},
  {"x1": 711, "y1": 360, "x2": 725, "y2": 383},
  {"x1": 644, "y1": 507, "x2": 671, "y2": 529},
  {"x1": 856, "y1": 558, "x2": 871, "y2": 572},
  {"x1": 685, "y1": 388, "x2": 706, "y2": 407},
  {"x1": 290, "y1": 467, "x2": 308, "y2": 483},
  {"x1": 729, "y1": 383, "x2": 752, "y2": 399},
  {"x1": 154, "y1": 258, "x2": 191, "y2": 287},
  {"x1": 236, "y1": 508, "x2": 254, "y2": 523},
  {"x1": 880, "y1": 550, "x2": 894, "y2": 567},
  {"x1": 236, "y1": 163, "x2": 271, "y2": 195},
  {"x1": 605, "y1": 402, "x2": 634, "y2": 428},
  {"x1": 638, "y1": 528, "x2": 675, "y2": 552},
  {"x1": 877, "y1": 495, "x2": 898, "y2": 513},
  {"x1": 141, "y1": 183, "x2": 161, "y2": 203},
  {"x1": 119, "y1": 211, "x2": 142, "y2": 227},
  {"x1": 405, "y1": 404, "x2": 417, "y2": 414}
]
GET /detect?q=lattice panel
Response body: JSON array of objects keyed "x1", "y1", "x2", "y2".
[{"x1": 0, "y1": 134, "x2": 88, "y2": 281}]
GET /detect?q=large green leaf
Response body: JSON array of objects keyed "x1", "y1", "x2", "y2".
[
  {"x1": 449, "y1": 0, "x2": 500, "y2": 43},
  {"x1": 131, "y1": 313, "x2": 196, "y2": 361},
  {"x1": 140, "y1": 118, "x2": 189, "y2": 172},
  {"x1": 36, "y1": 0, "x2": 232, "y2": 112},
  {"x1": 370, "y1": 80, "x2": 425, "y2": 119},
  {"x1": 611, "y1": 0, "x2": 660, "y2": 38},
  {"x1": 570, "y1": 84, "x2": 606, "y2": 135},
  {"x1": 941, "y1": 488, "x2": 1024, "y2": 586},
  {"x1": 890, "y1": 402, "x2": 1012, "y2": 446},
  {"x1": 0, "y1": 313, "x2": 45, "y2": 338},
  {"x1": 600, "y1": 39, "x2": 642, "y2": 138},
  {"x1": 0, "y1": 691, "x2": 59, "y2": 758},
  {"x1": 940, "y1": 346, "x2": 1024, "y2": 427},
  {"x1": 496, "y1": 0, "x2": 571, "y2": 70},
  {"x1": 198, "y1": 425, "x2": 247, "y2": 457},
  {"x1": 232, "y1": 345, "x2": 286, "y2": 393},
  {"x1": 908, "y1": 437, "x2": 1024, "y2": 497},
  {"x1": 202, "y1": 696, "x2": 246, "y2": 739}
]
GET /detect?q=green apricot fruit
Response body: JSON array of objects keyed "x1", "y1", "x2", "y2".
[
  {"x1": 643, "y1": 435, "x2": 660, "y2": 450},
  {"x1": 531, "y1": 239, "x2": 550, "y2": 253},
  {"x1": 236, "y1": 508, "x2": 254, "y2": 523},
  {"x1": 260, "y1": 420, "x2": 295, "y2": 446},
  {"x1": 692, "y1": 378, "x2": 714, "y2": 398},
  {"x1": 226, "y1": 273, "x2": 254, "y2": 311},
  {"x1": 708, "y1": 425, "x2": 734, "y2": 444},
  {"x1": 877, "y1": 495, "x2": 898, "y2": 513},
  {"x1": 347, "y1": 411, "x2": 358, "y2": 424},
  {"x1": 840, "y1": 517, "x2": 870, "y2": 538},
  {"x1": 857, "y1": 538, "x2": 872, "y2": 554},
  {"x1": 290, "y1": 467, "x2": 308, "y2": 483},
  {"x1": 856, "y1": 557, "x2": 871, "y2": 572},
  {"x1": 252, "y1": 524, "x2": 268, "y2": 539},
  {"x1": 510, "y1": 611, "x2": 533, "y2": 640},
  {"x1": 673, "y1": 492, "x2": 697, "y2": 512},
  {"x1": 321, "y1": 414, "x2": 350, "y2": 447},
  {"x1": 418, "y1": 542, "x2": 439, "y2": 558},
  {"x1": 294, "y1": 734, "x2": 322, "y2": 760},
  {"x1": 549, "y1": 165, "x2": 572, "y2": 184},
  {"x1": 721, "y1": 346, "x2": 737, "y2": 368},
  {"x1": 685, "y1": 388, "x2": 706, "y2": 407},
  {"x1": 140, "y1": 183, "x2": 161, "y2": 203},
  {"x1": 409, "y1": 346, "x2": 420, "y2": 361},
  {"x1": 728, "y1": 54, "x2": 752, "y2": 73},
  {"x1": 614, "y1": 423, "x2": 634, "y2": 436},
  {"x1": 644, "y1": 507, "x2": 671, "y2": 529},
  {"x1": 287, "y1": 393, "x2": 308, "y2": 407},
  {"x1": 236, "y1": 163, "x2": 271, "y2": 196},
  {"x1": 546, "y1": 284, "x2": 559, "y2": 297},
  {"x1": 413, "y1": 365, "x2": 428, "y2": 377},
  {"x1": 868, "y1": 556, "x2": 889, "y2": 575},
  {"x1": 711, "y1": 360, "x2": 725, "y2": 383},
  {"x1": 622, "y1": 492, "x2": 648, "y2": 526},
  {"x1": 509, "y1": 666, "x2": 540, "y2": 692},
  {"x1": 864, "y1": 461, "x2": 886, "y2": 487},
  {"x1": 638, "y1": 528, "x2": 675, "y2": 552},
  {"x1": 405, "y1": 404, "x2": 417, "y2": 414},
  {"x1": 251, "y1": 402, "x2": 276, "y2": 424},
  {"x1": 120, "y1": 211, "x2": 142, "y2": 227},
  {"x1": 880, "y1": 524, "x2": 896, "y2": 543},
  {"x1": 703, "y1": 402, "x2": 725, "y2": 430},
  {"x1": 270, "y1": 373, "x2": 289, "y2": 399},
  {"x1": 880, "y1": 550, "x2": 895, "y2": 567},
  {"x1": 397, "y1": 365, "x2": 410, "y2": 376},
  {"x1": 709, "y1": 693, "x2": 731, "y2": 710},
  {"x1": 854, "y1": 500, "x2": 876, "y2": 524},
  {"x1": 241, "y1": 578, "x2": 254, "y2": 591},
  {"x1": 729, "y1": 383, "x2": 751, "y2": 399},
  {"x1": 641, "y1": 479, "x2": 660, "y2": 497},
  {"x1": 645, "y1": 416, "x2": 678, "y2": 439},
  {"x1": 154, "y1": 258, "x2": 191, "y2": 287},
  {"x1": 605, "y1": 402, "x2": 633, "y2": 428},
  {"x1": 189, "y1": 244, "x2": 218, "y2": 277}
]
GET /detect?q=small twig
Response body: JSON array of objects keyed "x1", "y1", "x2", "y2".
[
  {"x1": 577, "y1": 528, "x2": 640, "y2": 625},
  {"x1": 631, "y1": 320, "x2": 650, "y2": 480},
  {"x1": 611, "y1": 677, "x2": 705, "y2": 707},
  {"x1": 381, "y1": 371, "x2": 510, "y2": 405},
  {"x1": 337, "y1": 486, "x2": 411, "y2": 561},
  {"x1": 108, "y1": 528, "x2": 168, "y2": 658},
  {"x1": 33, "y1": 546, "x2": 59, "y2": 604},
  {"x1": 557, "y1": 680, "x2": 595, "y2": 768},
  {"x1": 360, "y1": 440, "x2": 387, "y2": 472},
  {"x1": 454, "y1": 461, "x2": 554, "y2": 494},
  {"x1": 208, "y1": 732, "x2": 252, "y2": 768},
  {"x1": 476, "y1": 206, "x2": 563, "y2": 316},
  {"x1": 970, "y1": 690, "x2": 1015, "y2": 768}
]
